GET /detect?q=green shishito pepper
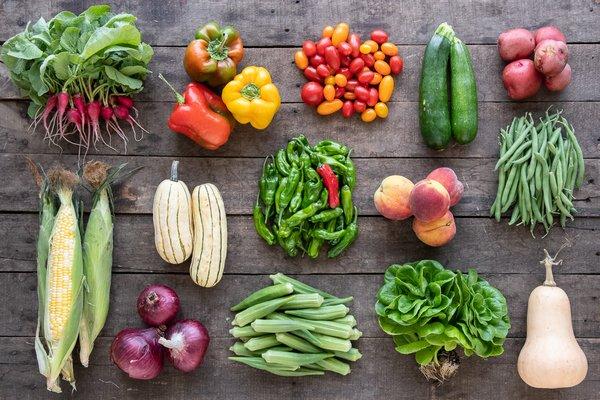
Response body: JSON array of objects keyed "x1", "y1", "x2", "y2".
[
  {"x1": 314, "y1": 140, "x2": 349, "y2": 156},
  {"x1": 279, "y1": 190, "x2": 328, "y2": 238},
  {"x1": 275, "y1": 149, "x2": 291, "y2": 176},
  {"x1": 310, "y1": 207, "x2": 343, "y2": 223},
  {"x1": 259, "y1": 158, "x2": 279, "y2": 219},
  {"x1": 253, "y1": 203, "x2": 275, "y2": 245},
  {"x1": 340, "y1": 185, "x2": 353, "y2": 225},
  {"x1": 277, "y1": 164, "x2": 301, "y2": 214},
  {"x1": 327, "y1": 207, "x2": 358, "y2": 258},
  {"x1": 289, "y1": 170, "x2": 304, "y2": 213}
]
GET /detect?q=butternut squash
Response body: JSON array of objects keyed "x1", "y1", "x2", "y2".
[
  {"x1": 517, "y1": 249, "x2": 588, "y2": 388},
  {"x1": 152, "y1": 161, "x2": 194, "y2": 264},
  {"x1": 190, "y1": 183, "x2": 227, "y2": 287}
]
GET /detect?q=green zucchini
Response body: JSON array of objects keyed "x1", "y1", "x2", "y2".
[
  {"x1": 450, "y1": 37, "x2": 478, "y2": 144},
  {"x1": 419, "y1": 23, "x2": 454, "y2": 150}
]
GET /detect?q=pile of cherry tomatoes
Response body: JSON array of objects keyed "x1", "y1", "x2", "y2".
[{"x1": 294, "y1": 23, "x2": 403, "y2": 122}]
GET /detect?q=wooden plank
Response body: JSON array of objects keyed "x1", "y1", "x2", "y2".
[
  {"x1": 0, "y1": 337, "x2": 598, "y2": 400},
  {"x1": 2, "y1": 272, "x2": 599, "y2": 338},
  {"x1": 2, "y1": 213, "x2": 599, "y2": 275},
  {"x1": 1, "y1": 154, "x2": 598, "y2": 216},
  {"x1": 2, "y1": 44, "x2": 599, "y2": 103},
  {"x1": 1, "y1": 0, "x2": 599, "y2": 46},
  {"x1": 2, "y1": 100, "x2": 599, "y2": 159}
]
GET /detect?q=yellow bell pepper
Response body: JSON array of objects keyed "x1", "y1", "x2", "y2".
[{"x1": 221, "y1": 66, "x2": 280, "y2": 129}]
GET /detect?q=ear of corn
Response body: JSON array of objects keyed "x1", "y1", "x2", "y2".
[
  {"x1": 35, "y1": 169, "x2": 84, "y2": 393},
  {"x1": 79, "y1": 162, "x2": 126, "y2": 367}
]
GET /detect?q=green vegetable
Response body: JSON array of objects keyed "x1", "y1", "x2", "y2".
[
  {"x1": 449, "y1": 37, "x2": 478, "y2": 144},
  {"x1": 232, "y1": 297, "x2": 292, "y2": 327},
  {"x1": 275, "y1": 332, "x2": 321, "y2": 353},
  {"x1": 229, "y1": 357, "x2": 325, "y2": 376},
  {"x1": 376, "y1": 260, "x2": 510, "y2": 381},
  {"x1": 315, "y1": 357, "x2": 351, "y2": 375},
  {"x1": 244, "y1": 335, "x2": 280, "y2": 352},
  {"x1": 251, "y1": 319, "x2": 315, "y2": 333},
  {"x1": 229, "y1": 326, "x2": 263, "y2": 339},
  {"x1": 285, "y1": 304, "x2": 349, "y2": 320},
  {"x1": 277, "y1": 293, "x2": 324, "y2": 310},
  {"x1": 230, "y1": 283, "x2": 294, "y2": 312},
  {"x1": 261, "y1": 350, "x2": 333, "y2": 367}
]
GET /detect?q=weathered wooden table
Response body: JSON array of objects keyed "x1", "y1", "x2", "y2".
[{"x1": 1, "y1": 1, "x2": 599, "y2": 399}]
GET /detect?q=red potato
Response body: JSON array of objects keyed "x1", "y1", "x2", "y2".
[
  {"x1": 502, "y1": 59, "x2": 543, "y2": 100},
  {"x1": 545, "y1": 63, "x2": 572, "y2": 91},
  {"x1": 534, "y1": 39, "x2": 569, "y2": 77},
  {"x1": 497, "y1": 28, "x2": 535, "y2": 62},
  {"x1": 534, "y1": 26, "x2": 566, "y2": 45}
]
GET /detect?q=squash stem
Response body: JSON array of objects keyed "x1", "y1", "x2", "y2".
[{"x1": 540, "y1": 248, "x2": 563, "y2": 287}]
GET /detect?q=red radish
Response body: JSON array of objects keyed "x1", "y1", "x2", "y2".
[
  {"x1": 101, "y1": 106, "x2": 114, "y2": 121},
  {"x1": 114, "y1": 95, "x2": 134, "y2": 109},
  {"x1": 56, "y1": 91, "x2": 70, "y2": 135},
  {"x1": 87, "y1": 101, "x2": 102, "y2": 147},
  {"x1": 114, "y1": 105, "x2": 130, "y2": 120}
]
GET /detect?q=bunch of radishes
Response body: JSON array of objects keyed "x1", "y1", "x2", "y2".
[
  {"x1": 498, "y1": 26, "x2": 571, "y2": 100},
  {"x1": 33, "y1": 92, "x2": 146, "y2": 157}
]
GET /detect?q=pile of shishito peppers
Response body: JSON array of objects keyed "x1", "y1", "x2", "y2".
[{"x1": 254, "y1": 136, "x2": 358, "y2": 258}]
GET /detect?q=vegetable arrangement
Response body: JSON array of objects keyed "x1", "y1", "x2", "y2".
[
  {"x1": 229, "y1": 273, "x2": 362, "y2": 376},
  {"x1": 253, "y1": 136, "x2": 358, "y2": 258},
  {"x1": 111, "y1": 284, "x2": 210, "y2": 379},
  {"x1": 376, "y1": 260, "x2": 510, "y2": 382},
  {"x1": 374, "y1": 167, "x2": 464, "y2": 247},
  {"x1": 295, "y1": 23, "x2": 404, "y2": 121},
  {"x1": 490, "y1": 111, "x2": 585, "y2": 233},
  {"x1": 1, "y1": 5, "x2": 154, "y2": 155},
  {"x1": 498, "y1": 26, "x2": 571, "y2": 99},
  {"x1": 419, "y1": 23, "x2": 478, "y2": 150},
  {"x1": 29, "y1": 160, "x2": 132, "y2": 392},
  {"x1": 153, "y1": 161, "x2": 228, "y2": 287},
  {"x1": 517, "y1": 247, "x2": 588, "y2": 388}
]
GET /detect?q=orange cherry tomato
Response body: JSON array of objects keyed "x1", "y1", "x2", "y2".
[
  {"x1": 361, "y1": 108, "x2": 377, "y2": 122},
  {"x1": 334, "y1": 73, "x2": 347, "y2": 87},
  {"x1": 294, "y1": 50, "x2": 309, "y2": 70},
  {"x1": 381, "y1": 42, "x2": 398, "y2": 56},
  {"x1": 374, "y1": 102, "x2": 389, "y2": 118},
  {"x1": 343, "y1": 92, "x2": 356, "y2": 100},
  {"x1": 323, "y1": 84, "x2": 336, "y2": 101},
  {"x1": 370, "y1": 72, "x2": 382, "y2": 85},
  {"x1": 331, "y1": 23, "x2": 350, "y2": 46},
  {"x1": 317, "y1": 99, "x2": 343, "y2": 115},
  {"x1": 363, "y1": 40, "x2": 378, "y2": 53},
  {"x1": 324, "y1": 75, "x2": 335, "y2": 85},
  {"x1": 374, "y1": 51, "x2": 386, "y2": 61},
  {"x1": 359, "y1": 43, "x2": 371, "y2": 54},
  {"x1": 322, "y1": 26, "x2": 334, "y2": 38},
  {"x1": 378, "y1": 75, "x2": 394, "y2": 102},
  {"x1": 374, "y1": 60, "x2": 391, "y2": 76}
]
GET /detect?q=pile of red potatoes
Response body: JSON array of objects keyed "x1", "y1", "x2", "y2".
[
  {"x1": 374, "y1": 167, "x2": 464, "y2": 247},
  {"x1": 499, "y1": 26, "x2": 571, "y2": 100}
]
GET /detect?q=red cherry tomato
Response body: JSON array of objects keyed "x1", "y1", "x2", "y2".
[
  {"x1": 368, "y1": 87, "x2": 379, "y2": 106},
  {"x1": 310, "y1": 54, "x2": 325, "y2": 68},
  {"x1": 349, "y1": 58, "x2": 365, "y2": 75},
  {"x1": 353, "y1": 100, "x2": 367, "y2": 113},
  {"x1": 303, "y1": 66, "x2": 322, "y2": 82},
  {"x1": 370, "y1": 30, "x2": 389, "y2": 45},
  {"x1": 345, "y1": 79, "x2": 358, "y2": 92},
  {"x1": 389, "y1": 55, "x2": 404, "y2": 75},
  {"x1": 348, "y1": 33, "x2": 361, "y2": 58},
  {"x1": 357, "y1": 70, "x2": 375, "y2": 85},
  {"x1": 360, "y1": 53, "x2": 375, "y2": 68},
  {"x1": 342, "y1": 100, "x2": 355, "y2": 118},
  {"x1": 337, "y1": 41, "x2": 353, "y2": 56},
  {"x1": 316, "y1": 37, "x2": 332, "y2": 55},
  {"x1": 324, "y1": 46, "x2": 340, "y2": 71},
  {"x1": 302, "y1": 40, "x2": 317, "y2": 57},
  {"x1": 354, "y1": 86, "x2": 369, "y2": 102},
  {"x1": 316, "y1": 64, "x2": 331, "y2": 78},
  {"x1": 335, "y1": 86, "x2": 345, "y2": 98},
  {"x1": 301, "y1": 82, "x2": 324, "y2": 106},
  {"x1": 340, "y1": 55, "x2": 352, "y2": 67},
  {"x1": 339, "y1": 67, "x2": 352, "y2": 80}
]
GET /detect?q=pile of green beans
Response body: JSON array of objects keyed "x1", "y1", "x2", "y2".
[
  {"x1": 490, "y1": 111, "x2": 584, "y2": 233},
  {"x1": 253, "y1": 135, "x2": 359, "y2": 258},
  {"x1": 228, "y1": 273, "x2": 363, "y2": 376}
]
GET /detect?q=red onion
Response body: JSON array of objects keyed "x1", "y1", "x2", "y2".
[
  {"x1": 158, "y1": 320, "x2": 210, "y2": 372},
  {"x1": 110, "y1": 328, "x2": 164, "y2": 380},
  {"x1": 137, "y1": 284, "x2": 180, "y2": 327}
]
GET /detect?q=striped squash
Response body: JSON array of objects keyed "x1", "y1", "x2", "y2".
[
  {"x1": 190, "y1": 183, "x2": 227, "y2": 287},
  {"x1": 152, "y1": 161, "x2": 194, "y2": 264}
]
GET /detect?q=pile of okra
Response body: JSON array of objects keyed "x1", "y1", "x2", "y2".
[
  {"x1": 229, "y1": 273, "x2": 362, "y2": 376},
  {"x1": 491, "y1": 110, "x2": 585, "y2": 232},
  {"x1": 253, "y1": 135, "x2": 358, "y2": 258}
]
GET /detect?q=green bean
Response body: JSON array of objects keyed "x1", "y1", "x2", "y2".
[
  {"x1": 520, "y1": 165, "x2": 532, "y2": 222},
  {"x1": 556, "y1": 162, "x2": 564, "y2": 193},
  {"x1": 548, "y1": 127, "x2": 562, "y2": 146},
  {"x1": 558, "y1": 135, "x2": 568, "y2": 184},
  {"x1": 549, "y1": 171, "x2": 559, "y2": 198},
  {"x1": 526, "y1": 125, "x2": 539, "y2": 179},
  {"x1": 505, "y1": 140, "x2": 532, "y2": 165},
  {"x1": 501, "y1": 167, "x2": 519, "y2": 207},
  {"x1": 555, "y1": 193, "x2": 573, "y2": 219},
  {"x1": 495, "y1": 121, "x2": 533, "y2": 170},
  {"x1": 518, "y1": 181, "x2": 528, "y2": 225},
  {"x1": 561, "y1": 117, "x2": 585, "y2": 187},
  {"x1": 492, "y1": 166, "x2": 507, "y2": 221},
  {"x1": 531, "y1": 194, "x2": 544, "y2": 223},
  {"x1": 508, "y1": 205, "x2": 521, "y2": 225}
]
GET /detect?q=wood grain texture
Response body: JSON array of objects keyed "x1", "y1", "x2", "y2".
[
  {"x1": 0, "y1": 337, "x2": 598, "y2": 400},
  {"x1": 1, "y1": 0, "x2": 599, "y2": 46},
  {"x1": 1, "y1": 213, "x2": 599, "y2": 275}
]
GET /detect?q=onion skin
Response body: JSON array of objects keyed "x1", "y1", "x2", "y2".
[
  {"x1": 110, "y1": 328, "x2": 164, "y2": 380},
  {"x1": 159, "y1": 319, "x2": 210, "y2": 372},
  {"x1": 137, "y1": 284, "x2": 180, "y2": 327}
]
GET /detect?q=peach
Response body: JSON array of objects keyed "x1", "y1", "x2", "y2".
[
  {"x1": 373, "y1": 175, "x2": 414, "y2": 220},
  {"x1": 412, "y1": 211, "x2": 456, "y2": 247},
  {"x1": 409, "y1": 179, "x2": 450, "y2": 222},
  {"x1": 426, "y1": 167, "x2": 464, "y2": 206}
]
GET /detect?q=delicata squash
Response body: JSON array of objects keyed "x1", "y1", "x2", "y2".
[{"x1": 153, "y1": 161, "x2": 194, "y2": 264}]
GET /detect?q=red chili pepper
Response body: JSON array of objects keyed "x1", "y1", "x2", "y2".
[{"x1": 316, "y1": 163, "x2": 340, "y2": 208}]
